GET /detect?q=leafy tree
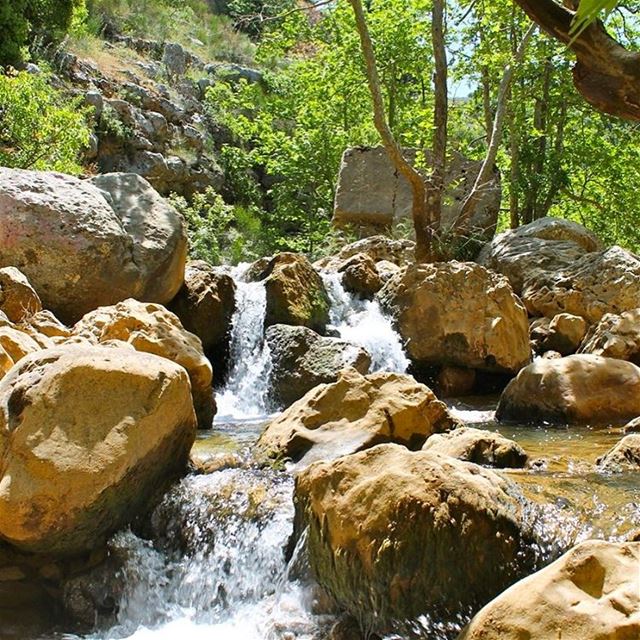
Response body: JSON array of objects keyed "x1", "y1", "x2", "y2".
[{"x1": 0, "y1": 71, "x2": 91, "y2": 174}]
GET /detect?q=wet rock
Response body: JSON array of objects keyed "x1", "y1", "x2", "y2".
[
  {"x1": 0, "y1": 345, "x2": 196, "y2": 554},
  {"x1": 339, "y1": 253, "x2": 383, "y2": 298},
  {"x1": 579, "y1": 307, "x2": 640, "y2": 363},
  {"x1": 73, "y1": 299, "x2": 214, "y2": 428},
  {"x1": 266, "y1": 324, "x2": 371, "y2": 407},
  {"x1": 422, "y1": 427, "x2": 528, "y2": 468},
  {"x1": 597, "y1": 434, "x2": 640, "y2": 471},
  {"x1": 624, "y1": 417, "x2": 640, "y2": 434},
  {"x1": 0, "y1": 169, "x2": 187, "y2": 323},
  {"x1": 259, "y1": 368, "x2": 459, "y2": 466},
  {"x1": 478, "y1": 217, "x2": 600, "y2": 294},
  {"x1": 252, "y1": 253, "x2": 330, "y2": 333},
  {"x1": 294, "y1": 444, "x2": 537, "y2": 629},
  {"x1": 378, "y1": 262, "x2": 531, "y2": 375},
  {"x1": 436, "y1": 365, "x2": 477, "y2": 397},
  {"x1": 522, "y1": 246, "x2": 640, "y2": 323},
  {"x1": 496, "y1": 354, "x2": 640, "y2": 424},
  {"x1": 458, "y1": 540, "x2": 640, "y2": 640},
  {"x1": 0, "y1": 267, "x2": 42, "y2": 323},
  {"x1": 169, "y1": 261, "x2": 236, "y2": 379}
]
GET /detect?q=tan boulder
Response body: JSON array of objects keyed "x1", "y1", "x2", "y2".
[
  {"x1": 259, "y1": 368, "x2": 459, "y2": 467},
  {"x1": 422, "y1": 427, "x2": 528, "y2": 468},
  {"x1": 597, "y1": 434, "x2": 640, "y2": 471},
  {"x1": 339, "y1": 253, "x2": 383, "y2": 298},
  {"x1": 314, "y1": 236, "x2": 415, "y2": 272},
  {"x1": 252, "y1": 253, "x2": 330, "y2": 333},
  {"x1": 522, "y1": 246, "x2": 640, "y2": 323},
  {"x1": 624, "y1": 417, "x2": 640, "y2": 434},
  {"x1": 0, "y1": 267, "x2": 41, "y2": 323},
  {"x1": 21, "y1": 310, "x2": 71, "y2": 339},
  {"x1": 580, "y1": 307, "x2": 640, "y2": 363},
  {"x1": 0, "y1": 346, "x2": 197, "y2": 554},
  {"x1": 0, "y1": 324, "x2": 41, "y2": 366},
  {"x1": 496, "y1": 355, "x2": 640, "y2": 424},
  {"x1": 73, "y1": 299, "x2": 214, "y2": 428},
  {"x1": 378, "y1": 262, "x2": 531, "y2": 374},
  {"x1": 294, "y1": 444, "x2": 537, "y2": 629},
  {"x1": 458, "y1": 540, "x2": 640, "y2": 640}
]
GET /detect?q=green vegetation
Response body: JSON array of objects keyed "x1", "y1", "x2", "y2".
[{"x1": 0, "y1": 71, "x2": 91, "y2": 174}]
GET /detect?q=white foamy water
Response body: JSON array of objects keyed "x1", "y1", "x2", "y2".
[{"x1": 321, "y1": 271, "x2": 409, "y2": 373}]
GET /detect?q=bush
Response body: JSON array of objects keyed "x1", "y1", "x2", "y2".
[{"x1": 0, "y1": 70, "x2": 91, "y2": 174}]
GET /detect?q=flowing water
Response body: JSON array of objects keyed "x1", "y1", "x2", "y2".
[{"x1": 36, "y1": 269, "x2": 640, "y2": 640}]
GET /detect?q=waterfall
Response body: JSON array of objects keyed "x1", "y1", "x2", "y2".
[
  {"x1": 215, "y1": 266, "x2": 273, "y2": 421},
  {"x1": 321, "y1": 271, "x2": 409, "y2": 374}
]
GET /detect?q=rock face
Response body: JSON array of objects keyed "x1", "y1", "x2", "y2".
[
  {"x1": 73, "y1": 299, "x2": 214, "y2": 428},
  {"x1": 259, "y1": 368, "x2": 459, "y2": 466},
  {"x1": 496, "y1": 355, "x2": 640, "y2": 424},
  {"x1": 478, "y1": 217, "x2": 601, "y2": 294},
  {"x1": 0, "y1": 346, "x2": 197, "y2": 554},
  {"x1": 294, "y1": 444, "x2": 536, "y2": 628},
  {"x1": 579, "y1": 308, "x2": 640, "y2": 363},
  {"x1": 0, "y1": 267, "x2": 42, "y2": 323},
  {"x1": 333, "y1": 147, "x2": 500, "y2": 241},
  {"x1": 458, "y1": 540, "x2": 640, "y2": 640},
  {"x1": 597, "y1": 434, "x2": 640, "y2": 471},
  {"x1": 252, "y1": 253, "x2": 330, "y2": 333},
  {"x1": 266, "y1": 325, "x2": 371, "y2": 407},
  {"x1": 422, "y1": 427, "x2": 528, "y2": 468},
  {"x1": 0, "y1": 169, "x2": 187, "y2": 323},
  {"x1": 522, "y1": 246, "x2": 640, "y2": 323},
  {"x1": 378, "y1": 262, "x2": 531, "y2": 374},
  {"x1": 169, "y1": 261, "x2": 236, "y2": 375}
]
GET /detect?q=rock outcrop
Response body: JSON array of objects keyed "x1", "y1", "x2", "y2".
[
  {"x1": 251, "y1": 253, "x2": 330, "y2": 333},
  {"x1": 458, "y1": 540, "x2": 640, "y2": 640},
  {"x1": 73, "y1": 299, "x2": 214, "y2": 427},
  {"x1": 0, "y1": 346, "x2": 196, "y2": 555},
  {"x1": 378, "y1": 262, "x2": 531, "y2": 375},
  {"x1": 496, "y1": 355, "x2": 640, "y2": 424},
  {"x1": 422, "y1": 427, "x2": 528, "y2": 468},
  {"x1": 294, "y1": 444, "x2": 536, "y2": 628},
  {"x1": 259, "y1": 368, "x2": 458, "y2": 466},
  {"x1": 0, "y1": 169, "x2": 187, "y2": 323},
  {"x1": 266, "y1": 324, "x2": 371, "y2": 407}
]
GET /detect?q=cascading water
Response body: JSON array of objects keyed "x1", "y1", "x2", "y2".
[
  {"x1": 215, "y1": 265, "x2": 273, "y2": 421},
  {"x1": 321, "y1": 271, "x2": 409, "y2": 374}
]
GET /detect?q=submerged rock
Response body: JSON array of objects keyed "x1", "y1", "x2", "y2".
[
  {"x1": 0, "y1": 168, "x2": 187, "y2": 323},
  {"x1": 294, "y1": 444, "x2": 537, "y2": 630},
  {"x1": 496, "y1": 354, "x2": 640, "y2": 424},
  {"x1": 422, "y1": 427, "x2": 528, "y2": 468},
  {"x1": 0, "y1": 346, "x2": 196, "y2": 555},
  {"x1": 73, "y1": 299, "x2": 214, "y2": 428},
  {"x1": 458, "y1": 540, "x2": 640, "y2": 640},
  {"x1": 266, "y1": 324, "x2": 371, "y2": 407},
  {"x1": 597, "y1": 434, "x2": 640, "y2": 471},
  {"x1": 259, "y1": 368, "x2": 459, "y2": 466},
  {"x1": 378, "y1": 262, "x2": 531, "y2": 375}
]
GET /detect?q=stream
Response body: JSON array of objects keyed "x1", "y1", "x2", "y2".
[{"x1": 54, "y1": 269, "x2": 640, "y2": 640}]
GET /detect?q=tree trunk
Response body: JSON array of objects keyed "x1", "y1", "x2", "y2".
[
  {"x1": 512, "y1": 0, "x2": 640, "y2": 121},
  {"x1": 348, "y1": 0, "x2": 433, "y2": 262},
  {"x1": 457, "y1": 23, "x2": 535, "y2": 229}
]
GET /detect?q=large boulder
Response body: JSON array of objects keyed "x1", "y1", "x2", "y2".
[
  {"x1": 0, "y1": 267, "x2": 42, "y2": 323},
  {"x1": 169, "y1": 261, "x2": 236, "y2": 376},
  {"x1": 0, "y1": 346, "x2": 196, "y2": 554},
  {"x1": 259, "y1": 368, "x2": 459, "y2": 466},
  {"x1": 522, "y1": 246, "x2": 640, "y2": 323},
  {"x1": 422, "y1": 427, "x2": 528, "y2": 468},
  {"x1": 73, "y1": 299, "x2": 214, "y2": 428},
  {"x1": 496, "y1": 355, "x2": 640, "y2": 424},
  {"x1": 251, "y1": 253, "x2": 330, "y2": 333},
  {"x1": 597, "y1": 434, "x2": 640, "y2": 472},
  {"x1": 579, "y1": 307, "x2": 640, "y2": 363},
  {"x1": 333, "y1": 147, "x2": 500, "y2": 241},
  {"x1": 293, "y1": 444, "x2": 537, "y2": 629},
  {"x1": 265, "y1": 324, "x2": 371, "y2": 407},
  {"x1": 378, "y1": 262, "x2": 531, "y2": 375},
  {"x1": 0, "y1": 169, "x2": 187, "y2": 323},
  {"x1": 458, "y1": 540, "x2": 640, "y2": 640},
  {"x1": 478, "y1": 217, "x2": 601, "y2": 294}
]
